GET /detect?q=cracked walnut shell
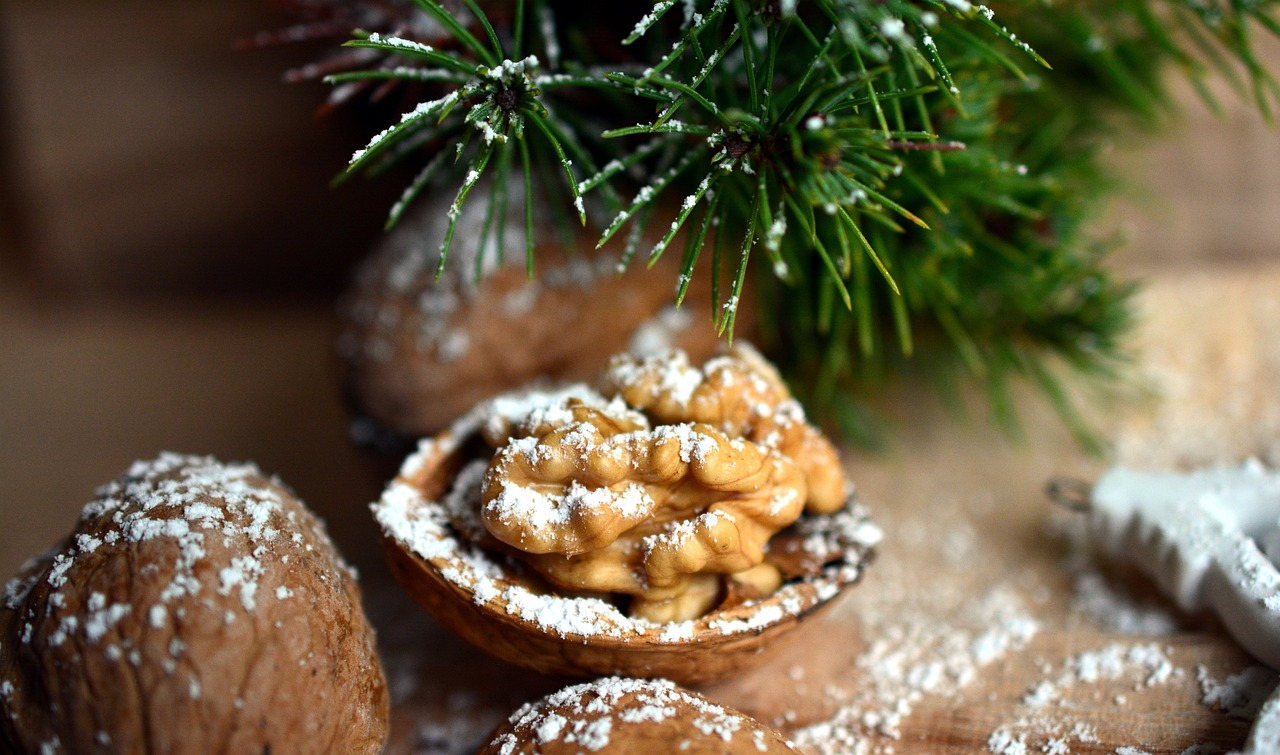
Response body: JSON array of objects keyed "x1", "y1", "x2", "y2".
[
  {"x1": 0, "y1": 454, "x2": 389, "y2": 754},
  {"x1": 374, "y1": 345, "x2": 880, "y2": 684}
]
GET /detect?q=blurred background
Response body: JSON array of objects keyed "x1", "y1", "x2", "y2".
[
  {"x1": 0, "y1": 0, "x2": 408, "y2": 575},
  {"x1": 1, "y1": 0, "x2": 1278, "y2": 579}
]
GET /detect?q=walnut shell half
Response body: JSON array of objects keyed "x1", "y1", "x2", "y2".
[
  {"x1": 479, "y1": 676, "x2": 800, "y2": 754},
  {"x1": 373, "y1": 367, "x2": 880, "y2": 685},
  {"x1": 0, "y1": 454, "x2": 389, "y2": 754}
]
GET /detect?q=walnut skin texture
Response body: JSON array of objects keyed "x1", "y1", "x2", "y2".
[
  {"x1": 479, "y1": 677, "x2": 800, "y2": 754},
  {"x1": 0, "y1": 454, "x2": 389, "y2": 755}
]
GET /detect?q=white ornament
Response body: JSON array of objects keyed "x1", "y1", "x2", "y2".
[
  {"x1": 1057, "y1": 460, "x2": 1280, "y2": 754},
  {"x1": 1085, "y1": 460, "x2": 1280, "y2": 669}
]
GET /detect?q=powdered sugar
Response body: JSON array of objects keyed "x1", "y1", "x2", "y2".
[
  {"x1": 1197, "y1": 664, "x2": 1278, "y2": 719},
  {"x1": 627, "y1": 305, "x2": 693, "y2": 356},
  {"x1": 81, "y1": 601, "x2": 132, "y2": 644},
  {"x1": 792, "y1": 585, "x2": 1041, "y2": 753},
  {"x1": 1069, "y1": 570, "x2": 1182, "y2": 635},
  {"x1": 485, "y1": 479, "x2": 655, "y2": 536},
  {"x1": 376, "y1": 453, "x2": 875, "y2": 642},
  {"x1": 1028, "y1": 643, "x2": 1181, "y2": 704},
  {"x1": 603, "y1": 349, "x2": 705, "y2": 409},
  {"x1": 980, "y1": 642, "x2": 1201, "y2": 754},
  {"x1": 479, "y1": 384, "x2": 647, "y2": 442},
  {"x1": 987, "y1": 721, "x2": 1099, "y2": 755},
  {"x1": 4, "y1": 453, "x2": 350, "y2": 664},
  {"x1": 488, "y1": 677, "x2": 773, "y2": 752}
]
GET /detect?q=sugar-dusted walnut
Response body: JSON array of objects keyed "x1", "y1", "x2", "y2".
[
  {"x1": 376, "y1": 378, "x2": 880, "y2": 685},
  {"x1": 337, "y1": 186, "x2": 736, "y2": 448},
  {"x1": 480, "y1": 400, "x2": 809, "y2": 621},
  {"x1": 374, "y1": 345, "x2": 879, "y2": 683},
  {"x1": 479, "y1": 676, "x2": 800, "y2": 754},
  {"x1": 602, "y1": 344, "x2": 847, "y2": 514},
  {"x1": 0, "y1": 454, "x2": 389, "y2": 755}
]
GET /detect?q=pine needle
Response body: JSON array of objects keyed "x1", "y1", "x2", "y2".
[{"x1": 293, "y1": 0, "x2": 1280, "y2": 445}]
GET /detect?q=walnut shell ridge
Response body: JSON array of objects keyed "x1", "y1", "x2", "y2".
[{"x1": 0, "y1": 453, "x2": 389, "y2": 754}]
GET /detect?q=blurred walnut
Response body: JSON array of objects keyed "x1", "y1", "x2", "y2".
[
  {"x1": 0, "y1": 454, "x2": 388, "y2": 754},
  {"x1": 479, "y1": 676, "x2": 799, "y2": 754},
  {"x1": 336, "y1": 182, "x2": 747, "y2": 448}
]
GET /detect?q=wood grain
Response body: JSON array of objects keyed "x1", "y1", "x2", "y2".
[
  {"x1": 370, "y1": 263, "x2": 1280, "y2": 753},
  {"x1": 2, "y1": 266, "x2": 1279, "y2": 753}
]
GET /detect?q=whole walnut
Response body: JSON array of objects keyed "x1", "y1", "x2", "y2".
[
  {"x1": 336, "y1": 181, "x2": 745, "y2": 447},
  {"x1": 0, "y1": 453, "x2": 389, "y2": 754}
]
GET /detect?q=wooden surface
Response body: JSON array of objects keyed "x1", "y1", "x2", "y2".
[
  {"x1": 4, "y1": 262, "x2": 1280, "y2": 753},
  {"x1": 367, "y1": 261, "x2": 1280, "y2": 752},
  {"x1": 0, "y1": 0, "x2": 396, "y2": 297}
]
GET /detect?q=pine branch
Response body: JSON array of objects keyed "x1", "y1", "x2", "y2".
[
  {"x1": 329, "y1": 1, "x2": 608, "y2": 276},
  {"x1": 268, "y1": 0, "x2": 1280, "y2": 444}
]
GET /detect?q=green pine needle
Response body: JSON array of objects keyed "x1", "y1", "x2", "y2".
[{"x1": 301, "y1": 0, "x2": 1280, "y2": 444}]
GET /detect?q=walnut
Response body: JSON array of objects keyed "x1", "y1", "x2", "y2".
[
  {"x1": 478, "y1": 396, "x2": 811, "y2": 621},
  {"x1": 336, "y1": 188, "x2": 741, "y2": 449},
  {"x1": 601, "y1": 344, "x2": 847, "y2": 514},
  {"x1": 0, "y1": 454, "x2": 389, "y2": 754},
  {"x1": 466, "y1": 348, "x2": 853, "y2": 620},
  {"x1": 374, "y1": 345, "x2": 880, "y2": 683},
  {"x1": 478, "y1": 677, "x2": 800, "y2": 754}
]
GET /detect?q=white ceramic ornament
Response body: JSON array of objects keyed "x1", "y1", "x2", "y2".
[
  {"x1": 1082, "y1": 459, "x2": 1280, "y2": 670},
  {"x1": 1054, "y1": 460, "x2": 1280, "y2": 755}
]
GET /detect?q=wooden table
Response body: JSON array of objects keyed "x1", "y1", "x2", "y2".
[
  {"x1": 365, "y1": 264, "x2": 1280, "y2": 753},
  {"x1": 3, "y1": 6, "x2": 1278, "y2": 750},
  {"x1": 3, "y1": 263, "x2": 1279, "y2": 753}
]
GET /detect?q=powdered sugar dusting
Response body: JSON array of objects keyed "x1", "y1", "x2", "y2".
[
  {"x1": 627, "y1": 305, "x2": 693, "y2": 357},
  {"x1": 478, "y1": 384, "x2": 648, "y2": 443},
  {"x1": 486, "y1": 480, "x2": 655, "y2": 538},
  {"x1": 792, "y1": 585, "x2": 1040, "y2": 753},
  {"x1": 4, "y1": 453, "x2": 349, "y2": 665},
  {"x1": 980, "y1": 642, "x2": 1200, "y2": 753},
  {"x1": 1197, "y1": 664, "x2": 1277, "y2": 719},
  {"x1": 604, "y1": 349, "x2": 706, "y2": 409},
  {"x1": 372, "y1": 390, "x2": 878, "y2": 641},
  {"x1": 487, "y1": 677, "x2": 788, "y2": 752}
]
